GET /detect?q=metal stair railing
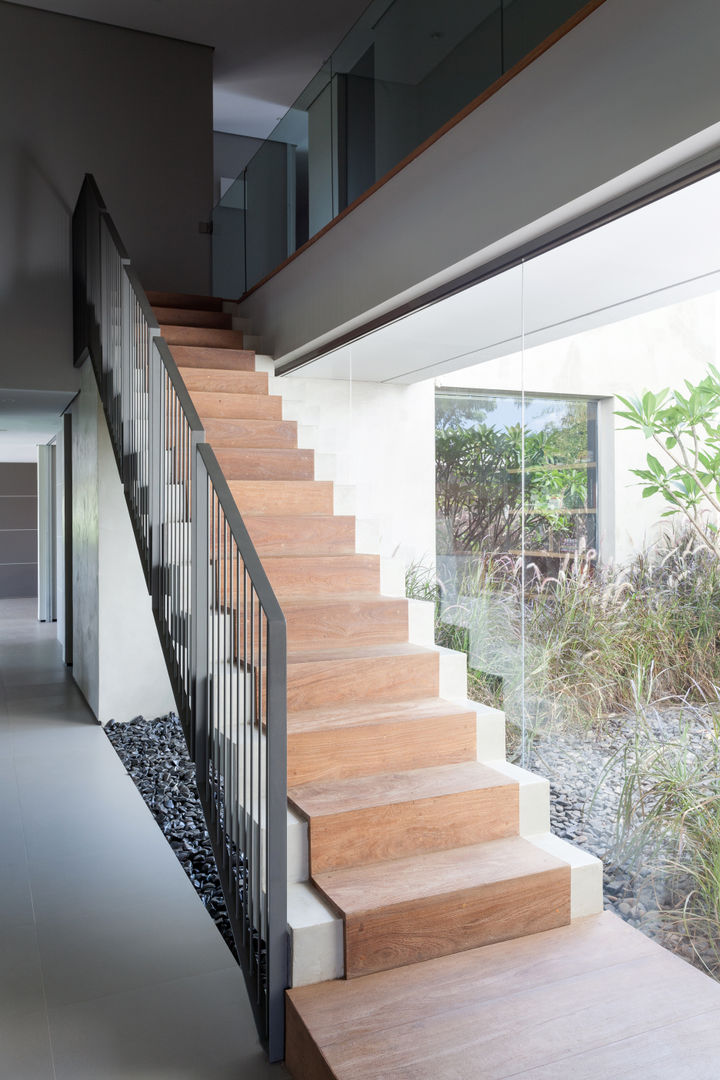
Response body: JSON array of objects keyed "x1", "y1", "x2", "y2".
[{"x1": 71, "y1": 173, "x2": 287, "y2": 1062}]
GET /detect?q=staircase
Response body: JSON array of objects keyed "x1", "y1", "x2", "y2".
[{"x1": 145, "y1": 290, "x2": 602, "y2": 1029}]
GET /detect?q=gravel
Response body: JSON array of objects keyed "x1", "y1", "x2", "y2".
[
  {"x1": 105, "y1": 714, "x2": 238, "y2": 960},
  {"x1": 526, "y1": 706, "x2": 720, "y2": 978}
]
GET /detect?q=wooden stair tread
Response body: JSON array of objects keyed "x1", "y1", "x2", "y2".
[
  {"x1": 160, "y1": 324, "x2": 245, "y2": 349},
  {"x1": 287, "y1": 698, "x2": 477, "y2": 787},
  {"x1": 215, "y1": 446, "x2": 313, "y2": 480},
  {"x1": 288, "y1": 642, "x2": 438, "y2": 666},
  {"x1": 288, "y1": 697, "x2": 476, "y2": 734},
  {"x1": 229, "y1": 480, "x2": 334, "y2": 514},
  {"x1": 289, "y1": 761, "x2": 513, "y2": 818},
  {"x1": 191, "y1": 393, "x2": 281, "y2": 421},
  {"x1": 169, "y1": 344, "x2": 255, "y2": 371},
  {"x1": 202, "y1": 416, "x2": 296, "y2": 448},
  {"x1": 146, "y1": 290, "x2": 225, "y2": 311},
  {"x1": 152, "y1": 305, "x2": 232, "y2": 329},
  {"x1": 260, "y1": 554, "x2": 379, "y2": 595},
  {"x1": 242, "y1": 514, "x2": 356, "y2": 555},
  {"x1": 178, "y1": 370, "x2": 269, "y2": 395},
  {"x1": 314, "y1": 836, "x2": 566, "y2": 915},
  {"x1": 285, "y1": 913, "x2": 720, "y2": 1080}
]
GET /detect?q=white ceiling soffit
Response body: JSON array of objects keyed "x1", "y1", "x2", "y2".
[
  {"x1": 297, "y1": 168, "x2": 720, "y2": 384},
  {"x1": 0, "y1": 389, "x2": 75, "y2": 463},
  {"x1": 8, "y1": 0, "x2": 369, "y2": 139}
]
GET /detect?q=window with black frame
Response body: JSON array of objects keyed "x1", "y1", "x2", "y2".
[{"x1": 436, "y1": 390, "x2": 599, "y2": 577}]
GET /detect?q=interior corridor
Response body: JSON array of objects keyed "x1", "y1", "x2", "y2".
[{"x1": 0, "y1": 598, "x2": 288, "y2": 1079}]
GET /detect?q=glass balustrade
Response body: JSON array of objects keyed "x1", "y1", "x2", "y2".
[{"x1": 212, "y1": 0, "x2": 592, "y2": 296}]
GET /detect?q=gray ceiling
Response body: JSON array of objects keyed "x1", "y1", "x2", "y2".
[{"x1": 8, "y1": 0, "x2": 369, "y2": 138}]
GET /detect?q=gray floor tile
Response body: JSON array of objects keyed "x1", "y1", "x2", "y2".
[
  {"x1": 36, "y1": 895, "x2": 236, "y2": 1007},
  {"x1": 0, "y1": 857, "x2": 34, "y2": 927},
  {"x1": 49, "y1": 967, "x2": 289, "y2": 1080},
  {"x1": 29, "y1": 839, "x2": 198, "y2": 926},
  {"x1": 0, "y1": 922, "x2": 47, "y2": 1018},
  {"x1": 0, "y1": 1008, "x2": 54, "y2": 1080}
]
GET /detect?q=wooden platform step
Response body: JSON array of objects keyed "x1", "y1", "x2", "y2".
[
  {"x1": 286, "y1": 912, "x2": 720, "y2": 1080},
  {"x1": 314, "y1": 835, "x2": 570, "y2": 977},
  {"x1": 215, "y1": 447, "x2": 313, "y2": 481},
  {"x1": 287, "y1": 643, "x2": 440, "y2": 711},
  {"x1": 202, "y1": 416, "x2": 297, "y2": 449},
  {"x1": 287, "y1": 698, "x2": 478, "y2": 786},
  {"x1": 160, "y1": 324, "x2": 246, "y2": 350},
  {"x1": 229, "y1": 481, "x2": 333, "y2": 515},
  {"x1": 146, "y1": 290, "x2": 224, "y2": 312},
  {"x1": 290, "y1": 761, "x2": 519, "y2": 873},
  {"x1": 152, "y1": 305, "x2": 233, "y2": 329},
  {"x1": 242, "y1": 515, "x2": 356, "y2": 556},
  {"x1": 169, "y1": 345, "x2": 256, "y2": 372}
]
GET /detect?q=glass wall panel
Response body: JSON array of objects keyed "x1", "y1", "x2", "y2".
[{"x1": 520, "y1": 172, "x2": 720, "y2": 976}]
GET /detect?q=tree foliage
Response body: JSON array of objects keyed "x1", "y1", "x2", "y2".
[{"x1": 616, "y1": 365, "x2": 720, "y2": 559}]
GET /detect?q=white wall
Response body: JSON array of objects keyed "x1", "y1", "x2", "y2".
[
  {"x1": 437, "y1": 292, "x2": 720, "y2": 564},
  {"x1": 239, "y1": 0, "x2": 720, "y2": 370},
  {"x1": 0, "y1": 1, "x2": 213, "y2": 395},
  {"x1": 278, "y1": 371, "x2": 436, "y2": 570},
  {"x1": 71, "y1": 362, "x2": 177, "y2": 723}
]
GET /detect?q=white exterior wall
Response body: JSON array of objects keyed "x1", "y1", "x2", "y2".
[
  {"x1": 437, "y1": 292, "x2": 720, "y2": 564},
  {"x1": 277, "y1": 372, "x2": 436, "y2": 571},
  {"x1": 71, "y1": 362, "x2": 177, "y2": 723}
]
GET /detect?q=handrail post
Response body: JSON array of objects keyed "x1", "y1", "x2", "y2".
[
  {"x1": 192, "y1": 444, "x2": 209, "y2": 791},
  {"x1": 148, "y1": 338, "x2": 163, "y2": 607}
]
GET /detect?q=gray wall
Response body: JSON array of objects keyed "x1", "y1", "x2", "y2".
[
  {"x1": 0, "y1": 1, "x2": 213, "y2": 395},
  {"x1": 0, "y1": 462, "x2": 37, "y2": 598},
  {"x1": 70, "y1": 362, "x2": 176, "y2": 722},
  {"x1": 239, "y1": 0, "x2": 720, "y2": 369}
]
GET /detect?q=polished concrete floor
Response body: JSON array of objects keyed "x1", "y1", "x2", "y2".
[{"x1": 0, "y1": 598, "x2": 288, "y2": 1079}]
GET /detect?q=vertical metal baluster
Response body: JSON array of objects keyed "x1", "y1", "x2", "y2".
[
  {"x1": 209, "y1": 488, "x2": 216, "y2": 822},
  {"x1": 233, "y1": 542, "x2": 241, "y2": 920},
  {"x1": 228, "y1": 529, "x2": 235, "y2": 907},
  {"x1": 248, "y1": 584, "x2": 255, "y2": 974},
  {"x1": 241, "y1": 562, "x2": 248, "y2": 934},
  {"x1": 222, "y1": 512, "x2": 228, "y2": 869},
  {"x1": 256, "y1": 594, "x2": 263, "y2": 1002}
]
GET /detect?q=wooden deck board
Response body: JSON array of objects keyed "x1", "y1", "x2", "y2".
[{"x1": 286, "y1": 913, "x2": 720, "y2": 1079}]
